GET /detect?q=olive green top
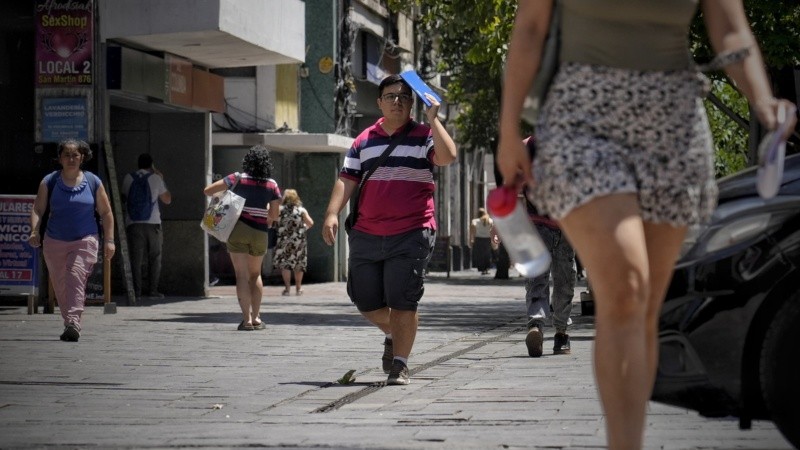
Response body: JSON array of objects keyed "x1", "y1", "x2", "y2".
[{"x1": 561, "y1": 0, "x2": 698, "y2": 71}]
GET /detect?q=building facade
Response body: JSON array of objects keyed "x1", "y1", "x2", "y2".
[{"x1": 1, "y1": 0, "x2": 481, "y2": 303}]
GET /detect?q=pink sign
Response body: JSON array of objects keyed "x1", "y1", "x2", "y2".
[{"x1": 35, "y1": 0, "x2": 94, "y2": 86}]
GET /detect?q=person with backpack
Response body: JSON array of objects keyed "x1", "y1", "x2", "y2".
[
  {"x1": 122, "y1": 153, "x2": 171, "y2": 299},
  {"x1": 28, "y1": 139, "x2": 115, "y2": 342}
]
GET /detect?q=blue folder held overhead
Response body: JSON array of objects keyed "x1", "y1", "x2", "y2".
[{"x1": 400, "y1": 70, "x2": 442, "y2": 107}]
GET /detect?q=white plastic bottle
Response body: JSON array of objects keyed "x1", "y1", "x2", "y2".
[{"x1": 487, "y1": 186, "x2": 551, "y2": 277}]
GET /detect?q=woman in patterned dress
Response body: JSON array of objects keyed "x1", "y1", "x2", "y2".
[{"x1": 273, "y1": 189, "x2": 314, "y2": 295}]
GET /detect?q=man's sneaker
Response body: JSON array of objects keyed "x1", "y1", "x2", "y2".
[
  {"x1": 553, "y1": 332, "x2": 571, "y2": 355},
  {"x1": 60, "y1": 324, "x2": 80, "y2": 342},
  {"x1": 525, "y1": 327, "x2": 543, "y2": 357},
  {"x1": 386, "y1": 359, "x2": 410, "y2": 385},
  {"x1": 382, "y1": 338, "x2": 393, "y2": 374}
]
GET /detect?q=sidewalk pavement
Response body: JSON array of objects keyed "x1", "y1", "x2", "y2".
[{"x1": 0, "y1": 269, "x2": 791, "y2": 449}]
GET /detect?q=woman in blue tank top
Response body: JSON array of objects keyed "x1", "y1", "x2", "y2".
[{"x1": 29, "y1": 139, "x2": 115, "y2": 342}]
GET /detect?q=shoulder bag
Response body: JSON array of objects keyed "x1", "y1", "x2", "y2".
[
  {"x1": 344, "y1": 122, "x2": 414, "y2": 234},
  {"x1": 521, "y1": 0, "x2": 562, "y2": 126}
]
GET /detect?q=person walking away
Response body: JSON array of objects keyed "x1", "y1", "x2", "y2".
[
  {"x1": 203, "y1": 146, "x2": 281, "y2": 331},
  {"x1": 28, "y1": 139, "x2": 115, "y2": 342},
  {"x1": 122, "y1": 153, "x2": 171, "y2": 299},
  {"x1": 497, "y1": 1, "x2": 796, "y2": 448},
  {"x1": 322, "y1": 74, "x2": 457, "y2": 385},
  {"x1": 273, "y1": 189, "x2": 314, "y2": 296},
  {"x1": 521, "y1": 135, "x2": 576, "y2": 357},
  {"x1": 469, "y1": 208, "x2": 494, "y2": 274}
]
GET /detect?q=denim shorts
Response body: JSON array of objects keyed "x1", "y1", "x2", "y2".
[
  {"x1": 532, "y1": 62, "x2": 718, "y2": 227},
  {"x1": 346, "y1": 228, "x2": 435, "y2": 312}
]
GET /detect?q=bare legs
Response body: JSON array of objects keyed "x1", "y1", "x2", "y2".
[
  {"x1": 361, "y1": 307, "x2": 418, "y2": 358},
  {"x1": 281, "y1": 269, "x2": 291, "y2": 293},
  {"x1": 294, "y1": 270, "x2": 304, "y2": 294},
  {"x1": 558, "y1": 194, "x2": 686, "y2": 450},
  {"x1": 229, "y1": 252, "x2": 265, "y2": 325},
  {"x1": 281, "y1": 269, "x2": 306, "y2": 294}
]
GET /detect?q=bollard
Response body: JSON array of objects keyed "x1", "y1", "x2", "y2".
[{"x1": 104, "y1": 302, "x2": 117, "y2": 314}]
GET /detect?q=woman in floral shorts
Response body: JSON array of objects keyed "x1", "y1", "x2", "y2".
[{"x1": 497, "y1": 1, "x2": 797, "y2": 449}]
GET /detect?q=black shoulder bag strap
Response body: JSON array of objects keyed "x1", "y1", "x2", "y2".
[{"x1": 346, "y1": 121, "x2": 414, "y2": 232}]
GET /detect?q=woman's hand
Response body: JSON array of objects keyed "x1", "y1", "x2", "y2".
[
  {"x1": 28, "y1": 231, "x2": 41, "y2": 248},
  {"x1": 496, "y1": 135, "x2": 533, "y2": 189},
  {"x1": 754, "y1": 98, "x2": 797, "y2": 139},
  {"x1": 105, "y1": 240, "x2": 116, "y2": 260}
]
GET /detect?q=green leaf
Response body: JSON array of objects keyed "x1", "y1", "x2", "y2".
[{"x1": 337, "y1": 369, "x2": 357, "y2": 385}]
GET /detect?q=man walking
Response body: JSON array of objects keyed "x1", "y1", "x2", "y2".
[
  {"x1": 122, "y1": 153, "x2": 171, "y2": 299},
  {"x1": 522, "y1": 136, "x2": 576, "y2": 357},
  {"x1": 322, "y1": 74, "x2": 457, "y2": 385}
]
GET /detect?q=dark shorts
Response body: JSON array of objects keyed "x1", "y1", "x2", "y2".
[{"x1": 346, "y1": 227, "x2": 436, "y2": 312}]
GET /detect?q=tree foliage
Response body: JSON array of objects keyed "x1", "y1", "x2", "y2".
[
  {"x1": 389, "y1": 0, "x2": 799, "y2": 174},
  {"x1": 389, "y1": 0, "x2": 516, "y2": 153}
]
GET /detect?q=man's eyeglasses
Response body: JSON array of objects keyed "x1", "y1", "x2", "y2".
[{"x1": 381, "y1": 93, "x2": 413, "y2": 103}]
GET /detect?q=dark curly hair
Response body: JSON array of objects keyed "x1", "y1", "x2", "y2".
[
  {"x1": 57, "y1": 138, "x2": 92, "y2": 163},
  {"x1": 242, "y1": 145, "x2": 273, "y2": 180}
]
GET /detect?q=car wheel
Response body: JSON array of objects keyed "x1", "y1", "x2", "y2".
[{"x1": 759, "y1": 292, "x2": 800, "y2": 448}]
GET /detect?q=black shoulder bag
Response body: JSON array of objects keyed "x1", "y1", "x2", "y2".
[{"x1": 344, "y1": 122, "x2": 413, "y2": 234}]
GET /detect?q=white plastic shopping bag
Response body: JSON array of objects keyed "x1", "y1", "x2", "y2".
[{"x1": 200, "y1": 179, "x2": 245, "y2": 242}]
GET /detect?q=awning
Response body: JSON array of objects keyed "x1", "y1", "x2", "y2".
[{"x1": 212, "y1": 133, "x2": 354, "y2": 154}]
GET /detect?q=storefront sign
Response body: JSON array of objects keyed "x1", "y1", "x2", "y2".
[
  {"x1": 35, "y1": 0, "x2": 94, "y2": 86},
  {"x1": 0, "y1": 196, "x2": 39, "y2": 296},
  {"x1": 192, "y1": 68, "x2": 224, "y2": 112},
  {"x1": 165, "y1": 54, "x2": 193, "y2": 108},
  {"x1": 41, "y1": 97, "x2": 89, "y2": 142}
]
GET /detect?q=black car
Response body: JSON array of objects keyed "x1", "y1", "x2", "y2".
[{"x1": 652, "y1": 153, "x2": 800, "y2": 448}]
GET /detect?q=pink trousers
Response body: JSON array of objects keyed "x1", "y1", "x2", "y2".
[{"x1": 43, "y1": 235, "x2": 98, "y2": 330}]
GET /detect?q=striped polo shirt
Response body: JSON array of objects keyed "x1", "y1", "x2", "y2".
[
  {"x1": 224, "y1": 172, "x2": 281, "y2": 232},
  {"x1": 340, "y1": 118, "x2": 436, "y2": 236}
]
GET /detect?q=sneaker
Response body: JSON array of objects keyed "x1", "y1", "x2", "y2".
[
  {"x1": 60, "y1": 324, "x2": 80, "y2": 342},
  {"x1": 525, "y1": 327, "x2": 543, "y2": 357},
  {"x1": 553, "y1": 332, "x2": 571, "y2": 355},
  {"x1": 382, "y1": 338, "x2": 394, "y2": 374},
  {"x1": 386, "y1": 359, "x2": 410, "y2": 385},
  {"x1": 147, "y1": 292, "x2": 165, "y2": 299}
]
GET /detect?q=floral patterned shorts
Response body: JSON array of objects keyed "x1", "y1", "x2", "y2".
[{"x1": 531, "y1": 62, "x2": 718, "y2": 227}]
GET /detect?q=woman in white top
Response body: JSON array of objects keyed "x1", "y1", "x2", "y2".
[{"x1": 469, "y1": 207, "x2": 494, "y2": 275}]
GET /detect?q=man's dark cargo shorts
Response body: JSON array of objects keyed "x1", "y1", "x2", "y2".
[{"x1": 346, "y1": 227, "x2": 435, "y2": 312}]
